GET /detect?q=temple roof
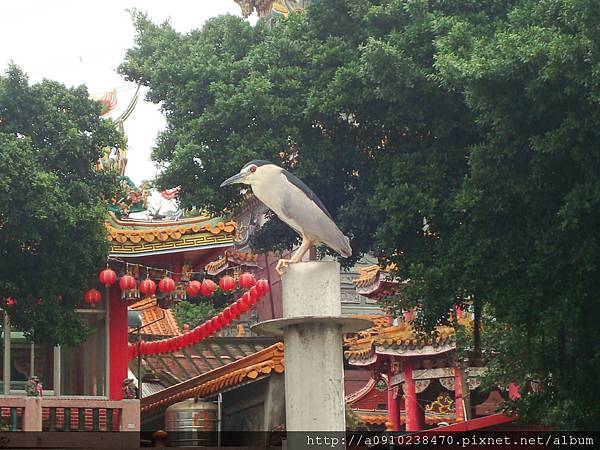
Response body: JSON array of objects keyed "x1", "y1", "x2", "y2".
[
  {"x1": 344, "y1": 314, "x2": 471, "y2": 364},
  {"x1": 106, "y1": 212, "x2": 236, "y2": 257},
  {"x1": 129, "y1": 297, "x2": 180, "y2": 337},
  {"x1": 131, "y1": 336, "x2": 278, "y2": 398},
  {"x1": 204, "y1": 250, "x2": 259, "y2": 275},
  {"x1": 352, "y1": 265, "x2": 402, "y2": 299},
  {"x1": 352, "y1": 408, "x2": 459, "y2": 428},
  {"x1": 140, "y1": 341, "x2": 284, "y2": 415}
]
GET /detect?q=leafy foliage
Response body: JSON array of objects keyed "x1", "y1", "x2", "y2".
[
  {"x1": 0, "y1": 66, "x2": 119, "y2": 345},
  {"x1": 120, "y1": 1, "x2": 600, "y2": 428},
  {"x1": 172, "y1": 300, "x2": 217, "y2": 330}
]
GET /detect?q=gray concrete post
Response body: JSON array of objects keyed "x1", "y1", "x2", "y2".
[
  {"x1": 282, "y1": 261, "x2": 345, "y2": 432},
  {"x1": 253, "y1": 261, "x2": 371, "y2": 449}
]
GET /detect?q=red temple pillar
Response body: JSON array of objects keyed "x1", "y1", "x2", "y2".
[
  {"x1": 403, "y1": 358, "x2": 424, "y2": 431},
  {"x1": 387, "y1": 358, "x2": 401, "y2": 431},
  {"x1": 109, "y1": 284, "x2": 128, "y2": 400},
  {"x1": 454, "y1": 367, "x2": 465, "y2": 422}
]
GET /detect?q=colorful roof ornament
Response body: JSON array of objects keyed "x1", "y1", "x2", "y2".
[
  {"x1": 205, "y1": 250, "x2": 259, "y2": 276},
  {"x1": 352, "y1": 265, "x2": 401, "y2": 299},
  {"x1": 99, "y1": 89, "x2": 117, "y2": 116}
]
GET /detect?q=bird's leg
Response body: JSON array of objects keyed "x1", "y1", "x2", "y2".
[{"x1": 276, "y1": 237, "x2": 312, "y2": 275}]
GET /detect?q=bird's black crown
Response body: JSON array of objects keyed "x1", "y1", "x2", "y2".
[{"x1": 242, "y1": 160, "x2": 272, "y2": 170}]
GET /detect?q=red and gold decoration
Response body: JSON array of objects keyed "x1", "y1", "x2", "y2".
[
  {"x1": 199, "y1": 279, "x2": 216, "y2": 297},
  {"x1": 98, "y1": 268, "x2": 117, "y2": 287},
  {"x1": 158, "y1": 276, "x2": 176, "y2": 294},
  {"x1": 238, "y1": 272, "x2": 256, "y2": 289},
  {"x1": 126, "y1": 279, "x2": 270, "y2": 360},
  {"x1": 83, "y1": 288, "x2": 102, "y2": 306},
  {"x1": 185, "y1": 280, "x2": 201, "y2": 298},
  {"x1": 139, "y1": 278, "x2": 157, "y2": 296},
  {"x1": 119, "y1": 273, "x2": 139, "y2": 301},
  {"x1": 119, "y1": 274, "x2": 137, "y2": 291},
  {"x1": 219, "y1": 275, "x2": 236, "y2": 292}
]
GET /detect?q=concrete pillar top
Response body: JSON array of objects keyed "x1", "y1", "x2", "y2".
[{"x1": 282, "y1": 261, "x2": 341, "y2": 319}]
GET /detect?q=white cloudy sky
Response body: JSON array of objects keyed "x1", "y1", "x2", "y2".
[{"x1": 0, "y1": 0, "x2": 253, "y2": 185}]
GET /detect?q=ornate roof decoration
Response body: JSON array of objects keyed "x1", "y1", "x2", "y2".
[
  {"x1": 204, "y1": 250, "x2": 259, "y2": 275},
  {"x1": 140, "y1": 342, "x2": 284, "y2": 415},
  {"x1": 106, "y1": 213, "x2": 236, "y2": 257},
  {"x1": 234, "y1": 0, "x2": 276, "y2": 17},
  {"x1": 234, "y1": 0, "x2": 304, "y2": 19},
  {"x1": 352, "y1": 408, "x2": 460, "y2": 428},
  {"x1": 352, "y1": 265, "x2": 402, "y2": 299},
  {"x1": 344, "y1": 316, "x2": 461, "y2": 364},
  {"x1": 129, "y1": 296, "x2": 180, "y2": 336},
  {"x1": 98, "y1": 89, "x2": 117, "y2": 116}
]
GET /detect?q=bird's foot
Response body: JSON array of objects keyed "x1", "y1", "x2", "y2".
[{"x1": 276, "y1": 259, "x2": 292, "y2": 275}]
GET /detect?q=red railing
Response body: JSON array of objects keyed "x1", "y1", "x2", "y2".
[{"x1": 0, "y1": 397, "x2": 139, "y2": 432}]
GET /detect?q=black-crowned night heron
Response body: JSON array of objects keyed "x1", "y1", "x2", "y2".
[{"x1": 221, "y1": 160, "x2": 352, "y2": 274}]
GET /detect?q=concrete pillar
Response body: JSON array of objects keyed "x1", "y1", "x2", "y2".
[
  {"x1": 120, "y1": 399, "x2": 140, "y2": 431},
  {"x1": 282, "y1": 262, "x2": 344, "y2": 431},
  {"x1": 253, "y1": 262, "x2": 371, "y2": 449},
  {"x1": 23, "y1": 398, "x2": 42, "y2": 431}
]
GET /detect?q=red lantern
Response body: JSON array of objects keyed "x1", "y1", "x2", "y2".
[
  {"x1": 222, "y1": 307, "x2": 232, "y2": 322},
  {"x1": 186, "y1": 280, "x2": 201, "y2": 298},
  {"x1": 249, "y1": 286, "x2": 259, "y2": 301},
  {"x1": 211, "y1": 317, "x2": 221, "y2": 330},
  {"x1": 242, "y1": 291, "x2": 255, "y2": 306},
  {"x1": 219, "y1": 275, "x2": 236, "y2": 292},
  {"x1": 84, "y1": 288, "x2": 102, "y2": 305},
  {"x1": 204, "y1": 321, "x2": 215, "y2": 334},
  {"x1": 255, "y1": 279, "x2": 270, "y2": 295},
  {"x1": 99, "y1": 268, "x2": 117, "y2": 287},
  {"x1": 230, "y1": 302, "x2": 240, "y2": 316},
  {"x1": 140, "y1": 279, "x2": 157, "y2": 296},
  {"x1": 4, "y1": 297, "x2": 16, "y2": 307},
  {"x1": 192, "y1": 326, "x2": 204, "y2": 340},
  {"x1": 237, "y1": 298, "x2": 250, "y2": 314},
  {"x1": 200, "y1": 279, "x2": 216, "y2": 297},
  {"x1": 217, "y1": 312, "x2": 228, "y2": 326},
  {"x1": 119, "y1": 275, "x2": 137, "y2": 291},
  {"x1": 238, "y1": 272, "x2": 256, "y2": 289},
  {"x1": 159, "y1": 277, "x2": 176, "y2": 294}
]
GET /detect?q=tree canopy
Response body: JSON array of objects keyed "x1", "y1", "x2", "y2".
[
  {"x1": 120, "y1": 1, "x2": 600, "y2": 428},
  {"x1": 0, "y1": 66, "x2": 119, "y2": 345}
]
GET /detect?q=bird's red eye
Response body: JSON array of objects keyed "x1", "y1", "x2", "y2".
[{"x1": 250, "y1": 165, "x2": 257, "y2": 173}]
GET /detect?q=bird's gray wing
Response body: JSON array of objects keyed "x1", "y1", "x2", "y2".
[{"x1": 280, "y1": 168, "x2": 333, "y2": 220}]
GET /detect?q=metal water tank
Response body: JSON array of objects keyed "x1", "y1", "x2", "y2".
[{"x1": 165, "y1": 398, "x2": 218, "y2": 447}]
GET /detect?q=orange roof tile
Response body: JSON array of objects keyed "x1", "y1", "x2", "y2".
[
  {"x1": 141, "y1": 343, "x2": 284, "y2": 415},
  {"x1": 204, "y1": 250, "x2": 259, "y2": 275},
  {"x1": 130, "y1": 296, "x2": 180, "y2": 336},
  {"x1": 344, "y1": 318, "x2": 460, "y2": 363}
]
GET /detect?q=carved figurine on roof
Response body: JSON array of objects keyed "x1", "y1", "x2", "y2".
[
  {"x1": 108, "y1": 176, "x2": 149, "y2": 218},
  {"x1": 234, "y1": 0, "x2": 306, "y2": 19},
  {"x1": 94, "y1": 84, "x2": 140, "y2": 176}
]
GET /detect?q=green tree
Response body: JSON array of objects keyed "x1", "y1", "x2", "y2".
[
  {"x1": 120, "y1": 1, "x2": 600, "y2": 428},
  {"x1": 0, "y1": 66, "x2": 119, "y2": 345},
  {"x1": 172, "y1": 300, "x2": 217, "y2": 330}
]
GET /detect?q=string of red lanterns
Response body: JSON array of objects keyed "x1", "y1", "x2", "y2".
[{"x1": 126, "y1": 277, "x2": 270, "y2": 360}]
